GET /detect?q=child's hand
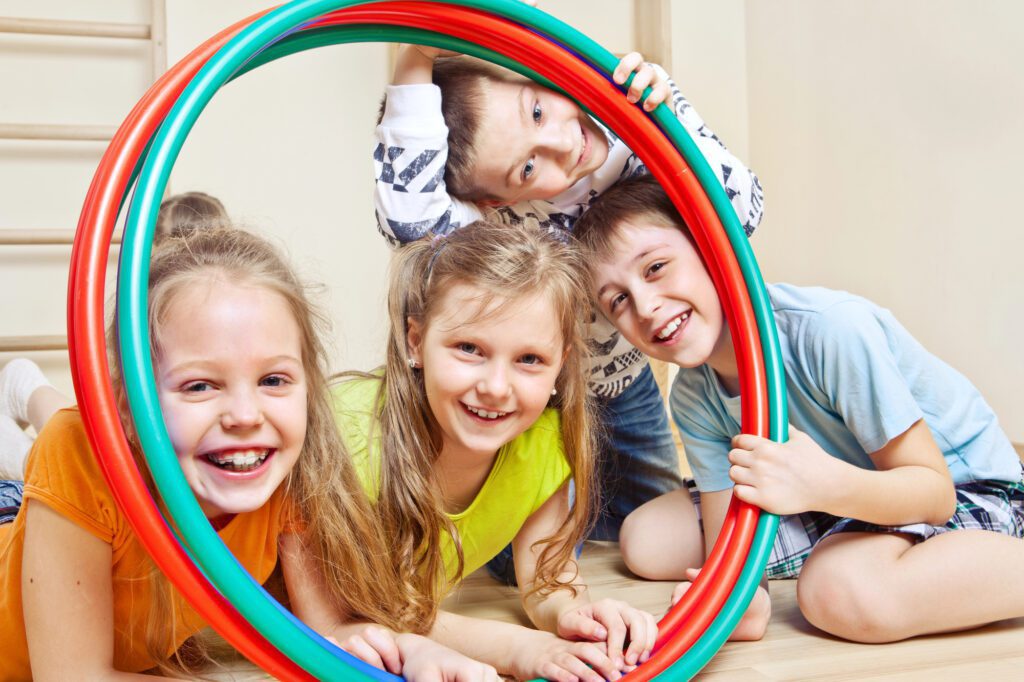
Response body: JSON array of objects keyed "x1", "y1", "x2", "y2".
[
  {"x1": 728, "y1": 425, "x2": 840, "y2": 515},
  {"x1": 612, "y1": 52, "x2": 671, "y2": 111},
  {"x1": 671, "y1": 569, "x2": 772, "y2": 641},
  {"x1": 394, "y1": 632, "x2": 501, "y2": 682},
  {"x1": 511, "y1": 629, "x2": 621, "y2": 682},
  {"x1": 556, "y1": 598, "x2": 658, "y2": 669},
  {"x1": 336, "y1": 626, "x2": 403, "y2": 674}
]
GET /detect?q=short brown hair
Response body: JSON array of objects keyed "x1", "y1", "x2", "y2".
[
  {"x1": 431, "y1": 57, "x2": 526, "y2": 201},
  {"x1": 574, "y1": 174, "x2": 693, "y2": 260},
  {"x1": 154, "y1": 191, "x2": 228, "y2": 242}
]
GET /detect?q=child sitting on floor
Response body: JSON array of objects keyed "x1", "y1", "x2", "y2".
[{"x1": 574, "y1": 174, "x2": 1024, "y2": 643}]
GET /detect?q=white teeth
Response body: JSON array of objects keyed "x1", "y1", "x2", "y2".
[
  {"x1": 466, "y1": 405, "x2": 508, "y2": 420},
  {"x1": 207, "y1": 448, "x2": 270, "y2": 471},
  {"x1": 657, "y1": 312, "x2": 690, "y2": 339}
]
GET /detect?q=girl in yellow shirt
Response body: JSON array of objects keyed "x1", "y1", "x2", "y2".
[{"x1": 332, "y1": 222, "x2": 658, "y2": 682}]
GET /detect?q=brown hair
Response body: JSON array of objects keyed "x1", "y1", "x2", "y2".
[
  {"x1": 432, "y1": 57, "x2": 527, "y2": 202},
  {"x1": 108, "y1": 224, "x2": 410, "y2": 674},
  {"x1": 154, "y1": 191, "x2": 229, "y2": 243},
  {"x1": 348, "y1": 220, "x2": 598, "y2": 625},
  {"x1": 574, "y1": 174, "x2": 694, "y2": 261}
]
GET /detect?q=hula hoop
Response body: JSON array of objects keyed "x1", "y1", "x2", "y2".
[{"x1": 69, "y1": 1, "x2": 786, "y2": 679}]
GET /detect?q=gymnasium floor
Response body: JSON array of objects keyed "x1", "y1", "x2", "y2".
[{"x1": 201, "y1": 442, "x2": 1024, "y2": 680}]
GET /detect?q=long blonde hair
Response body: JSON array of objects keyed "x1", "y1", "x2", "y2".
[
  {"x1": 363, "y1": 220, "x2": 598, "y2": 627},
  {"x1": 108, "y1": 225, "x2": 410, "y2": 674}
]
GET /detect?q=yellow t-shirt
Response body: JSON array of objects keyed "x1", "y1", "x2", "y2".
[
  {"x1": 331, "y1": 377, "x2": 571, "y2": 584},
  {"x1": 0, "y1": 409, "x2": 290, "y2": 681}
]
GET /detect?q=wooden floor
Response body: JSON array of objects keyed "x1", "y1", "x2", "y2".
[{"x1": 207, "y1": 539, "x2": 1024, "y2": 680}]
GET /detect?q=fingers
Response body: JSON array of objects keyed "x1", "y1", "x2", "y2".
[
  {"x1": 558, "y1": 610, "x2": 608, "y2": 641},
  {"x1": 360, "y1": 626, "x2": 403, "y2": 674},
  {"x1": 732, "y1": 483, "x2": 761, "y2": 507},
  {"x1": 732, "y1": 431, "x2": 769, "y2": 451},
  {"x1": 591, "y1": 601, "x2": 627, "y2": 668},
  {"x1": 340, "y1": 634, "x2": 387, "y2": 672},
  {"x1": 622, "y1": 608, "x2": 658, "y2": 666},
  {"x1": 613, "y1": 51, "x2": 644, "y2": 85},
  {"x1": 670, "y1": 580, "x2": 691, "y2": 606}
]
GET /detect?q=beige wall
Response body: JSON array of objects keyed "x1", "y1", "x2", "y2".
[{"x1": 3, "y1": 1, "x2": 1021, "y2": 443}]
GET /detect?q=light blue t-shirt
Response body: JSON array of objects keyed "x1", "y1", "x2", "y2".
[{"x1": 671, "y1": 284, "x2": 1020, "y2": 492}]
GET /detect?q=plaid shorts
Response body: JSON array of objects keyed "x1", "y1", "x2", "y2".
[
  {"x1": 0, "y1": 479, "x2": 24, "y2": 525},
  {"x1": 686, "y1": 463, "x2": 1024, "y2": 579}
]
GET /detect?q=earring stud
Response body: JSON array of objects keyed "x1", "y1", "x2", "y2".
[
  {"x1": 408, "y1": 358, "x2": 420, "y2": 369},
  {"x1": 551, "y1": 388, "x2": 558, "y2": 396}
]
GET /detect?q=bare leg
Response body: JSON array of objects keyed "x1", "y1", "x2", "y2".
[
  {"x1": 797, "y1": 529, "x2": 1024, "y2": 643},
  {"x1": 619, "y1": 488, "x2": 703, "y2": 580},
  {"x1": 26, "y1": 385, "x2": 73, "y2": 434},
  {"x1": 0, "y1": 360, "x2": 71, "y2": 433}
]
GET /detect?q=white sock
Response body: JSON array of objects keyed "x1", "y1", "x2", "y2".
[
  {"x1": 0, "y1": 359, "x2": 50, "y2": 426},
  {"x1": 0, "y1": 415, "x2": 32, "y2": 479}
]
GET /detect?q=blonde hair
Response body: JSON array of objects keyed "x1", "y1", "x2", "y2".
[
  {"x1": 108, "y1": 225, "x2": 410, "y2": 674},
  {"x1": 356, "y1": 220, "x2": 598, "y2": 627},
  {"x1": 154, "y1": 191, "x2": 228, "y2": 243}
]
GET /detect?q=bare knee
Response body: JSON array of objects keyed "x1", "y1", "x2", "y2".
[
  {"x1": 797, "y1": 557, "x2": 911, "y2": 643},
  {"x1": 619, "y1": 492, "x2": 701, "y2": 580}
]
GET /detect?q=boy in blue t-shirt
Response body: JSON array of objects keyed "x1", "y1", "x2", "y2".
[{"x1": 574, "y1": 174, "x2": 1024, "y2": 642}]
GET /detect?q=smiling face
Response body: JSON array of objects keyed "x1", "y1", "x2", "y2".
[
  {"x1": 590, "y1": 219, "x2": 731, "y2": 371},
  {"x1": 407, "y1": 283, "x2": 566, "y2": 466},
  {"x1": 155, "y1": 278, "x2": 307, "y2": 519},
  {"x1": 471, "y1": 79, "x2": 609, "y2": 204}
]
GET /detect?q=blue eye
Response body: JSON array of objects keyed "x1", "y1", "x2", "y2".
[
  {"x1": 457, "y1": 342, "x2": 479, "y2": 355},
  {"x1": 184, "y1": 381, "x2": 212, "y2": 393},
  {"x1": 523, "y1": 158, "x2": 535, "y2": 180},
  {"x1": 520, "y1": 353, "x2": 542, "y2": 366},
  {"x1": 261, "y1": 374, "x2": 289, "y2": 388},
  {"x1": 532, "y1": 102, "x2": 542, "y2": 123}
]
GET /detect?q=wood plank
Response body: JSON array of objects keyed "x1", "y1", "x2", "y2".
[{"x1": 0, "y1": 17, "x2": 149, "y2": 40}]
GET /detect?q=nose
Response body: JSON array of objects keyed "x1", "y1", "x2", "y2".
[
  {"x1": 477, "y1": 361, "x2": 512, "y2": 400},
  {"x1": 633, "y1": 286, "x2": 661, "y2": 321},
  {"x1": 537, "y1": 119, "x2": 575, "y2": 155},
  {"x1": 221, "y1": 387, "x2": 265, "y2": 430}
]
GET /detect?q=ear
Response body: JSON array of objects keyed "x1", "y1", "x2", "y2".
[{"x1": 406, "y1": 316, "x2": 424, "y2": 366}]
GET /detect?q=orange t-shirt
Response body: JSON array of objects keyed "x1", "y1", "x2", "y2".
[{"x1": 0, "y1": 408, "x2": 291, "y2": 681}]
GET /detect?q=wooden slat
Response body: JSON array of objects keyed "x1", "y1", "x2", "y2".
[
  {"x1": 149, "y1": 0, "x2": 167, "y2": 78},
  {"x1": 0, "y1": 123, "x2": 114, "y2": 141},
  {"x1": 0, "y1": 335, "x2": 67, "y2": 353},
  {"x1": 0, "y1": 230, "x2": 122, "y2": 246},
  {"x1": 0, "y1": 17, "x2": 150, "y2": 40}
]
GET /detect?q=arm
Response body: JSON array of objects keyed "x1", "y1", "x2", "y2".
[
  {"x1": 516, "y1": 484, "x2": 658, "y2": 673},
  {"x1": 279, "y1": 533, "x2": 499, "y2": 681},
  {"x1": 22, "y1": 501, "x2": 181, "y2": 680},
  {"x1": 373, "y1": 46, "x2": 484, "y2": 245},
  {"x1": 730, "y1": 420, "x2": 956, "y2": 526},
  {"x1": 623, "y1": 61, "x2": 765, "y2": 235}
]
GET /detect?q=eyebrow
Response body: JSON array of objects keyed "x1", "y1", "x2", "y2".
[
  {"x1": 595, "y1": 244, "x2": 671, "y2": 298},
  {"x1": 503, "y1": 84, "x2": 531, "y2": 190}
]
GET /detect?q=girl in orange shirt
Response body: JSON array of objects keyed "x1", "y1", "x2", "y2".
[{"x1": 0, "y1": 225, "x2": 496, "y2": 681}]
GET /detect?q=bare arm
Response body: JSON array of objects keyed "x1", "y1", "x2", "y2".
[
  {"x1": 730, "y1": 420, "x2": 956, "y2": 526},
  {"x1": 22, "y1": 501, "x2": 183, "y2": 681}
]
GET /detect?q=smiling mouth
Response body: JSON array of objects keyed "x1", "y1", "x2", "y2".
[
  {"x1": 653, "y1": 311, "x2": 692, "y2": 343},
  {"x1": 576, "y1": 123, "x2": 590, "y2": 170},
  {"x1": 462, "y1": 403, "x2": 512, "y2": 421},
  {"x1": 204, "y1": 448, "x2": 273, "y2": 472}
]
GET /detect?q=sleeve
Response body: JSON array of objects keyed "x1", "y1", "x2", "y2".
[
  {"x1": 22, "y1": 410, "x2": 122, "y2": 545},
  {"x1": 668, "y1": 371, "x2": 737, "y2": 492},
  {"x1": 800, "y1": 303, "x2": 923, "y2": 454},
  {"x1": 649, "y1": 64, "x2": 765, "y2": 236},
  {"x1": 373, "y1": 84, "x2": 485, "y2": 245}
]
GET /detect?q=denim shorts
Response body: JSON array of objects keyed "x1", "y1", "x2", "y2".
[
  {"x1": 0, "y1": 479, "x2": 24, "y2": 525},
  {"x1": 685, "y1": 464, "x2": 1024, "y2": 579}
]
